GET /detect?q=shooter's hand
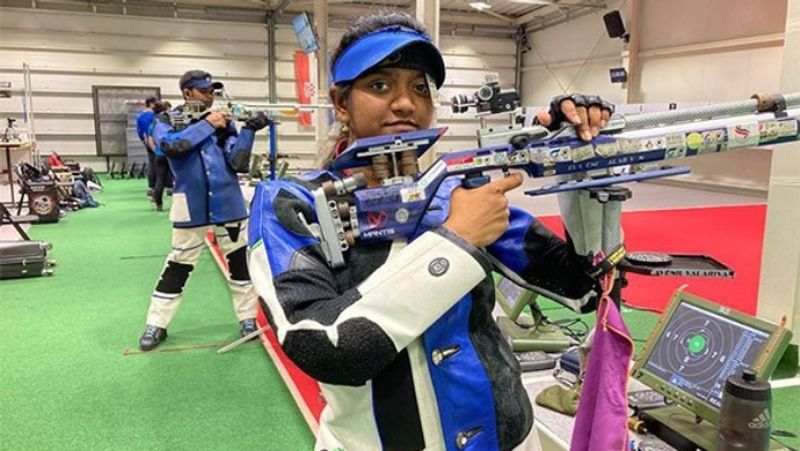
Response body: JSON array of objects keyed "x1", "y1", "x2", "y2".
[
  {"x1": 443, "y1": 173, "x2": 523, "y2": 247},
  {"x1": 244, "y1": 112, "x2": 270, "y2": 131},
  {"x1": 205, "y1": 111, "x2": 231, "y2": 129},
  {"x1": 535, "y1": 94, "x2": 614, "y2": 142}
]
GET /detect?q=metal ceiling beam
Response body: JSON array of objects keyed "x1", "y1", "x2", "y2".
[
  {"x1": 478, "y1": 8, "x2": 515, "y2": 24},
  {"x1": 456, "y1": 0, "x2": 514, "y2": 24},
  {"x1": 282, "y1": 2, "x2": 509, "y2": 27},
  {"x1": 513, "y1": 0, "x2": 606, "y2": 26},
  {"x1": 513, "y1": 4, "x2": 560, "y2": 26},
  {"x1": 525, "y1": 5, "x2": 603, "y2": 33}
]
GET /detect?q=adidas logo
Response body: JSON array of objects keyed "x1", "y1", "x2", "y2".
[{"x1": 748, "y1": 408, "x2": 771, "y2": 430}]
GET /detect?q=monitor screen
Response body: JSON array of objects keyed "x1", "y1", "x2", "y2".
[
  {"x1": 496, "y1": 277, "x2": 525, "y2": 311},
  {"x1": 293, "y1": 12, "x2": 319, "y2": 54},
  {"x1": 642, "y1": 301, "x2": 770, "y2": 410}
]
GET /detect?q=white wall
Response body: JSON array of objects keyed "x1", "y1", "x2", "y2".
[
  {"x1": 521, "y1": 0, "x2": 629, "y2": 106},
  {"x1": 0, "y1": 6, "x2": 516, "y2": 172},
  {"x1": 0, "y1": 7, "x2": 271, "y2": 171},
  {"x1": 521, "y1": 0, "x2": 788, "y2": 194}
]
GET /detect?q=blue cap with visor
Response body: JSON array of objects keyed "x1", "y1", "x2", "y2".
[
  {"x1": 331, "y1": 26, "x2": 446, "y2": 88},
  {"x1": 179, "y1": 70, "x2": 224, "y2": 91}
]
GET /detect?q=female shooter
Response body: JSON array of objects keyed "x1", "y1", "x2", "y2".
[{"x1": 249, "y1": 12, "x2": 611, "y2": 451}]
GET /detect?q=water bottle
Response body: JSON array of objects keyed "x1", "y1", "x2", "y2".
[{"x1": 716, "y1": 368, "x2": 772, "y2": 451}]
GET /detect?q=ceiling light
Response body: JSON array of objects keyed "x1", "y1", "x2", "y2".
[{"x1": 469, "y1": 1, "x2": 492, "y2": 10}]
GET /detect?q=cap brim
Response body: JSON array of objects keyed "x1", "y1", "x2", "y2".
[
  {"x1": 332, "y1": 29, "x2": 445, "y2": 88},
  {"x1": 188, "y1": 79, "x2": 224, "y2": 90}
]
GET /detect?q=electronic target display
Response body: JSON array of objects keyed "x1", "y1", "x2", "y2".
[
  {"x1": 632, "y1": 289, "x2": 792, "y2": 424},
  {"x1": 642, "y1": 302, "x2": 769, "y2": 409},
  {"x1": 494, "y1": 275, "x2": 536, "y2": 321}
]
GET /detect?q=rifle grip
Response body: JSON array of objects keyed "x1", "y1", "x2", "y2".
[{"x1": 462, "y1": 173, "x2": 491, "y2": 189}]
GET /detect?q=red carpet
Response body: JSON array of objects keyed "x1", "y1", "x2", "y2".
[{"x1": 538, "y1": 204, "x2": 767, "y2": 315}]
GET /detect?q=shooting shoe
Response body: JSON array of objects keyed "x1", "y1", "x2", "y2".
[
  {"x1": 239, "y1": 318, "x2": 258, "y2": 338},
  {"x1": 139, "y1": 324, "x2": 168, "y2": 351}
]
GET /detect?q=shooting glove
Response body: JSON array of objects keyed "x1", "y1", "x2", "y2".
[
  {"x1": 243, "y1": 112, "x2": 270, "y2": 131},
  {"x1": 215, "y1": 120, "x2": 238, "y2": 147},
  {"x1": 541, "y1": 94, "x2": 615, "y2": 131}
]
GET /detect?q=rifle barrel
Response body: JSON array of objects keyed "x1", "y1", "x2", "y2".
[{"x1": 623, "y1": 92, "x2": 800, "y2": 130}]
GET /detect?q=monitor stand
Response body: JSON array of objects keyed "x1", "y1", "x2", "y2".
[
  {"x1": 496, "y1": 313, "x2": 574, "y2": 352},
  {"x1": 641, "y1": 405, "x2": 786, "y2": 451}
]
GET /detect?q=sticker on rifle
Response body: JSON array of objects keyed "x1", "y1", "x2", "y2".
[
  {"x1": 419, "y1": 160, "x2": 446, "y2": 189},
  {"x1": 555, "y1": 146, "x2": 572, "y2": 162},
  {"x1": 395, "y1": 208, "x2": 410, "y2": 224},
  {"x1": 400, "y1": 187, "x2": 425, "y2": 203},
  {"x1": 758, "y1": 121, "x2": 781, "y2": 143},
  {"x1": 640, "y1": 137, "x2": 665, "y2": 151},
  {"x1": 571, "y1": 144, "x2": 595, "y2": 163},
  {"x1": 727, "y1": 123, "x2": 759, "y2": 149},
  {"x1": 594, "y1": 141, "x2": 620, "y2": 157},
  {"x1": 699, "y1": 129, "x2": 726, "y2": 153},
  {"x1": 619, "y1": 138, "x2": 642, "y2": 154},
  {"x1": 665, "y1": 133, "x2": 687, "y2": 159},
  {"x1": 780, "y1": 119, "x2": 799, "y2": 137},
  {"x1": 529, "y1": 146, "x2": 550, "y2": 164},
  {"x1": 491, "y1": 151, "x2": 510, "y2": 165},
  {"x1": 509, "y1": 149, "x2": 530, "y2": 165},
  {"x1": 474, "y1": 154, "x2": 496, "y2": 167},
  {"x1": 445, "y1": 155, "x2": 475, "y2": 172},
  {"x1": 760, "y1": 119, "x2": 798, "y2": 143},
  {"x1": 686, "y1": 132, "x2": 703, "y2": 150},
  {"x1": 366, "y1": 211, "x2": 389, "y2": 229}
]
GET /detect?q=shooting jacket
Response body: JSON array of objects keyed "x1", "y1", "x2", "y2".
[
  {"x1": 248, "y1": 171, "x2": 597, "y2": 451},
  {"x1": 153, "y1": 111, "x2": 254, "y2": 228}
]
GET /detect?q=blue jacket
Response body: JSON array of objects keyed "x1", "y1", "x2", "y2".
[
  {"x1": 136, "y1": 110, "x2": 155, "y2": 147},
  {"x1": 147, "y1": 121, "x2": 165, "y2": 157},
  {"x1": 247, "y1": 171, "x2": 597, "y2": 451},
  {"x1": 153, "y1": 111, "x2": 254, "y2": 228}
]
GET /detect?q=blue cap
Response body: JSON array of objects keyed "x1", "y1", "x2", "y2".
[
  {"x1": 332, "y1": 26, "x2": 446, "y2": 88},
  {"x1": 179, "y1": 70, "x2": 224, "y2": 91}
]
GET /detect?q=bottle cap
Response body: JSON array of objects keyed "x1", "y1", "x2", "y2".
[{"x1": 725, "y1": 368, "x2": 771, "y2": 401}]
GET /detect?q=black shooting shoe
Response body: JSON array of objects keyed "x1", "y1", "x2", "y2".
[
  {"x1": 139, "y1": 324, "x2": 167, "y2": 351},
  {"x1": 239, "y1": 318, "x2": 258, "y2": 338}
]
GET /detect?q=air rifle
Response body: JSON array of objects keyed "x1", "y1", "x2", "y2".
[
  {"x1": 300, "y1": 92, "x2": 798, "y2": 309},
  {"x1": 169, "y1": 89, "x2": 331, "y2": 128}
]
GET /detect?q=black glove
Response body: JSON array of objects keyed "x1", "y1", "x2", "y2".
[
  {"x1": 541, "y1": 94, "x2": 615, "y2": 131},
  {"x1": 215, "y1": 121, "x2": 237, "y2": 147},
  {"x1": 243, "y1": 112, "x2": 270, "y2": 131}
]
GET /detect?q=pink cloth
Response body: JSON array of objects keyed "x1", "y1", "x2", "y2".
[{"x1": 570, "y1": 293, "x2": 634, "y2": 451}]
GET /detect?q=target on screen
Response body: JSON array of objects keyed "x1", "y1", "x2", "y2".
[
  {"x1": 642, "y1": 302, "x2": 769, "y2": 409},
  {"x1": 632, "y1": 288, "x2": 791, "y2": 424}
]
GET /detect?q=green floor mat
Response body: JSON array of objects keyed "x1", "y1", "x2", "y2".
[{"x1": 0, "y1": 178, "x2": 314, "y2": 450}]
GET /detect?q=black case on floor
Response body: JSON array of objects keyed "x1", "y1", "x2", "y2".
[{"x1": 0, "y1": 240, "x2": 55, "y2": 280}]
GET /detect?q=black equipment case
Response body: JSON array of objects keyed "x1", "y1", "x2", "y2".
[{"x1": 0, "y1": 240, "x2": 55, "y2": 280}]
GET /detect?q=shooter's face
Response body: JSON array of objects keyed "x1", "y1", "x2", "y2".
[
  {"x1": 185, "y1": 87, "x2": 215, "y2": 109},
  {"x1": 337, "y1": 67, "x2": 434, "y2": 142}
]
